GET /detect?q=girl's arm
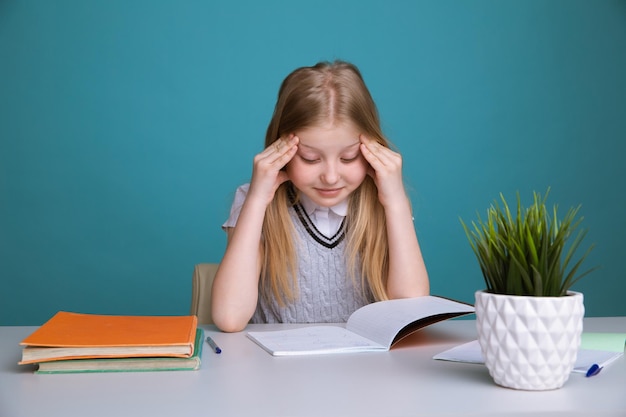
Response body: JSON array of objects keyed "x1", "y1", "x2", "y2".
[
  {"x1": 211, "y1": 135, "x2": 299, "y2": 332},
  {"x1": 380, "y1": 192, "x2": 430, "y2": 298},
  {"x1": 359, "y1": 135, "x2": 430, "y2": 298}
]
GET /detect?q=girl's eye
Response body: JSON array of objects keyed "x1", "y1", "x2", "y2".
[
  {"x1": 300, "y1": 155, "x2": 320, "y2": 164},
  {"x1": 341, "y1": 156, "x2": 359, "y2": 163}
]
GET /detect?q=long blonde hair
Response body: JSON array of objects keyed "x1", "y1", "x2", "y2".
[{"x1": 262, "y1": 60, "x2": 393, "y2": 306}]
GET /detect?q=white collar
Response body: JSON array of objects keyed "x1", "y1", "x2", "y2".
[{"x1": 299, "y1": 192, "x2": 349, "y2": 217}]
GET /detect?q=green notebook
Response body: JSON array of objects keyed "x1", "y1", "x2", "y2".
[{"x1": 35, "y1": 328, "x2": 204, "y2": 374}]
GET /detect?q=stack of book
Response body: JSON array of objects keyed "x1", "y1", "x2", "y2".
[{"x1": 18, "y1": 312, "x2": 203, "y2": 374}]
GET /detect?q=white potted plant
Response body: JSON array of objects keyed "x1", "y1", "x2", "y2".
[{"x1": 461, "y1": 189, "x2": 597, "y2": 390}]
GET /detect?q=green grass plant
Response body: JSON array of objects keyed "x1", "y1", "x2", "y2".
[{"x1": 461, "y1": 189, "x2": 597, "y2": 296}]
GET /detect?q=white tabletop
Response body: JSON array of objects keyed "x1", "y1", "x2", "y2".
[{"x1": 1, "y1": 317, "x2": 625, "y2": 417}]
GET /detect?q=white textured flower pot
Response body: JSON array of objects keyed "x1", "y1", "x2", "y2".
[{"x1": 475, "y1": 290, "x2": 584, "y2": 391}]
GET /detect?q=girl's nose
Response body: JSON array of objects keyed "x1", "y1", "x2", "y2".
[{"x1": 321, "y1": 162, "x2": 340, "y2": 185}]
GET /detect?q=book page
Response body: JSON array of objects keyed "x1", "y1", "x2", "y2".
[
  {"x1": 247, "y1": 326, "x2": 387, "y2": 356},
  {"x1": 346, "y1": 296, "x2": 475, "y2": 348}
]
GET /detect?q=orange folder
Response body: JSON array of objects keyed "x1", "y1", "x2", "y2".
[{"x1": 19, "y1": 312, "x2": 198, "y2": 365}]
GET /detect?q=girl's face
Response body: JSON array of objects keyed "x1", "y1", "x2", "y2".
[{"x1": 286, "y1": 121, "x2": 369, "y2": 208}]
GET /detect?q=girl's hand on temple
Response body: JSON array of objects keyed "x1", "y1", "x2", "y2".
[
  {"x1": 359, "y1": 135, "x2": 407, "y2": 208},
  {"x1": 248, "y1": 135, "x2": 299, "y2": 206}
]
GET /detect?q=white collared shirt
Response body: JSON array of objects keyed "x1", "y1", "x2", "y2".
[
  {"x1": 298, "y1": 192, "x2": 348, "y2": 237},
  {"x1": 223, "y1": 184, "x2": 348, "y2": 237}
]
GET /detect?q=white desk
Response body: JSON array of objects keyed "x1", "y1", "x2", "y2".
[{"x1": 1, "y1": 318, "x2": 624, "y2": 417}]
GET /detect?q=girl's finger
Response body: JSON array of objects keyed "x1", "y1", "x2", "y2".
[
  {"x1": 360, "y1": 137, "x2": 386, "y2": 168},
  {"x1": 265, "y1": 137, "x2": 299, "y2": 168},
  {"x1": 258, "y1": 135, "x2": 297, "y2": 163}
]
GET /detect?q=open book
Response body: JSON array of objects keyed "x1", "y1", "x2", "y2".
[{"x1": 247, "y1": 296, "x2": 475, "y2": 356}]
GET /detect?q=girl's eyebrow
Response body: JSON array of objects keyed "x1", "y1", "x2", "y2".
[{"x1": 299, "y1": 141, "x2": 361, "y2": 151}]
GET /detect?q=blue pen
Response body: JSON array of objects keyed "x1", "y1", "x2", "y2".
[
  {"x1": 206, "y1": 336, "x2": 222, "y2": 354},
  {"x1": 585, "y1": 363, "x2": 602, "y2": 377}
]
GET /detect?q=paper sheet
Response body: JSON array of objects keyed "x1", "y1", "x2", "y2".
[{"x1": 433, "y1": 333, "x2": 625, "y2": 374}]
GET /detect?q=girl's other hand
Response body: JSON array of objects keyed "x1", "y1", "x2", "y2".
[
  {"x1": 359, "y1": 135, "x2": 407, "y2": 208},
  {"x1": 248, "y1": 135, "x2": 299, "y2": 206}
]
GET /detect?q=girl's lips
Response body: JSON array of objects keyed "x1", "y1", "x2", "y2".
[{"x1": 316, "y1": 188, "x2": 342, "y2": 197}]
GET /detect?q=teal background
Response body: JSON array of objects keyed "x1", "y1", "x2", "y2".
[{"x1": 1, "y1": 1, "x2": 625, "y2": 325}]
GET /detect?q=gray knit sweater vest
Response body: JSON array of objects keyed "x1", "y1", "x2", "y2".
[{"x1": 252, "y1": 201, "x2": 371, "y2": 323}]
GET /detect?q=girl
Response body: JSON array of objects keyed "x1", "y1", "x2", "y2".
[{"x1": 212, "y1": 61, "x2": 429, "y2": 332}]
